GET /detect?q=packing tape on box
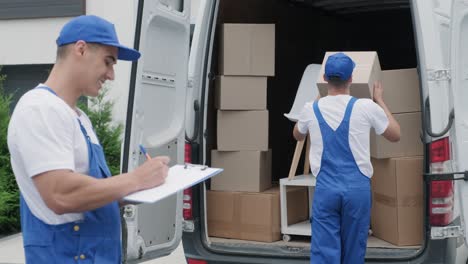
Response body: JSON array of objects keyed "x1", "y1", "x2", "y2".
[{"x1": 373, "y1": 192, "x2": 423, "y2": 207}]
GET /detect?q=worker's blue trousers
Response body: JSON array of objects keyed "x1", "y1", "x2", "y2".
[{"x1": 310, "y1": 97, "x2": 371, "y2": 264}]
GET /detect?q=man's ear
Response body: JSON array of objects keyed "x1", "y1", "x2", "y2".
[
  {"x1": 74, "y1": 40, "x2": 87, "y2": 56},
  {"x1": 323, "y1": 74, "x2": 328, "y2": 82}
]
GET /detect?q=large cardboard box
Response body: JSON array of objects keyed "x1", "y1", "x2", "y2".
[
  {"x1": 215, "y1": 76, "x2": 267, "y2": 110},
  {"x1": 371, "y1": 157, "x2": 423, "y2": 246},
  {"x1": 211, "y1": 150, "x2": 272, "y2": 192},
  {"x1": 370, "y1": 112, "x2": 423, "y2": 158},
  {"x1": 317, "y1": 51, "x2": 381, "y2": 99},
  {"x1": 382, "y1": 69, "x2": 421, "y2": 113},
  {"x1": 219, "y1": 24, "x2": 275, "y2": 76},
  {"x1": 207, "y1": 188, "x2": 281, "y2": 242},
  {"x1": 217, "y1": 110, "x2": 268, "y2": 151}
]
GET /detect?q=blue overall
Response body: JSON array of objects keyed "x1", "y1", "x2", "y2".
[
  {"x1": 310, "y1": 97, "x2": 371, "y2": 264},
  {"x1": 20, "y1": 86, "x2": 122, "y2": 263}
]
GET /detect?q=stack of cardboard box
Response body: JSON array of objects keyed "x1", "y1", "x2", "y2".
[
  {"x1": 207, "y1": 23, "x2": 286, "y2": 242},
  {"x1": 370, "y1": 68, "x2": 424, "y2": 246},
  {"x1": 317, "y1": 52, "x2": 423, "y2": 246}
]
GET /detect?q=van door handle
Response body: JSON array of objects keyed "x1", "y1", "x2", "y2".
[{"x1": 423, "y1": 97, "x2": 454, "y2": 138}]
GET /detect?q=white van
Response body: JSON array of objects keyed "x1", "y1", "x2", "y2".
[{"x1": 121, "y1": 0, "x2": 468, "y2": 263}]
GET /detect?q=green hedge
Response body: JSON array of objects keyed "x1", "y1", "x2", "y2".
[{"x1": 0, "y1": 70, "x2": 20, "y2": 234}]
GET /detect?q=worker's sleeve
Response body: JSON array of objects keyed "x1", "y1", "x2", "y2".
[
  {"x1": 11, "y1": 104, "x2": 76, "y2": 178},
  {"x1": 297, "y1": 102, "x2": 314, "y2": 135},
  {"x1": 368, "y1": 101, "x2": 389, "y2": 135}
]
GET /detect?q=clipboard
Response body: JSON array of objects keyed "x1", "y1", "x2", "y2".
[{"x1": 123, "y1": 164, "x2": 223, "y2": 204}]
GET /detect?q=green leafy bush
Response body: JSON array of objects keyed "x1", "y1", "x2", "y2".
[
  {"x1": 79, "y1": 85, "x2": 123, "y2": 176},
  {"x1": 0, "y1": 69, "x2": 20, "y2": 234}
]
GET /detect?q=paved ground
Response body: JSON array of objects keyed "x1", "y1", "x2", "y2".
[{"x1": 0, "y1": 233, "x2": 187, "y2": 264}]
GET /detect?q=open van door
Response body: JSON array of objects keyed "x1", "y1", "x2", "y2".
[
  {"x1": 121, "y1": 0, "x2": 191, "y2": 261},
  {"x1": 448, "y1": 0, "x2": 468, "y2": 245},
  {"x1": 413, "y1": 0, "x2": 468, "y2": 244}
]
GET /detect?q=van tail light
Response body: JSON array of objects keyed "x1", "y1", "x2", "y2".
[
  {"x1": 429, "y1": 137, "x2": 453, "y2": 226},
  {"x1": 183, "y1": 143, "x2": 193, "y2": 220},
  {"x1": 187, "y1": 259, "x2": 207, "y2": 264}
]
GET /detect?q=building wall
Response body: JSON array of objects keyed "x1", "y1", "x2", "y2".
[{"x1": 0, "y1": 0, "x2": 199, "y2": 124}]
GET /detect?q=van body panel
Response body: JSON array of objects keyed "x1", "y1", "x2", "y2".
[
  {"x1": 186, "y1": 0, "x2": 216, "y2": 142},
  {"x1": 412, "y1": 0, "x2": 452, "y2": 138},
  {"x1": 448, "y1": 0, "x2": 468, "y2": 244},
  {"x1": 122, "y1": 0, "x2": 191, "y2": 261}
]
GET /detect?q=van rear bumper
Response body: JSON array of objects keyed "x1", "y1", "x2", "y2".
[{"x1": 182, "y1": 227, "x2": 458, "y2": 264}]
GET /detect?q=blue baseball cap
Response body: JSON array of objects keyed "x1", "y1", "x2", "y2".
[
  {"x1": 324, "y1": 52, "x2": 355, "y2": 81},
  {"x1": 56, "y1": 15, "x2": 141, "y2": 61}
]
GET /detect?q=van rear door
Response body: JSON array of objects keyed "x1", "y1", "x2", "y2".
[
  {"x1": 121, "y1": 0, "x2": 191, "y2": 261},
  {"x1": 447, "y1": 0, "x2": 468, "y2": 244},
  {"x1": 413, "y1": 0, "x2": 468, "y2": 243}
]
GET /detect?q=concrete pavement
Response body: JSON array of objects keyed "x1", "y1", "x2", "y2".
[{"x1": 0, "y1": 233, "x2": 187, "y2": 264}]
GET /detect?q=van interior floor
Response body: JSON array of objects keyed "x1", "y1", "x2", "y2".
[
  {"x1": 208, "y1": 235, "x2": 420, "y2": 259},
  {"x1": 209, "y1": 236, "x2": 419, "y2": 250}
]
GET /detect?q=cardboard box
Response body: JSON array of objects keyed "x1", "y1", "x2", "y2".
[
  {"x1": 211, "y1": 150, "x2": 272, "y2": 192},
  {"x1": 215, "y1": 76, "x2": 267, "y2": 110},
  {"x1": 371, "y1": 157, "x2": 423, "y2": 246},
  {"x1": 382, "y1": 69, "x2": 421, "y2": 113},
  {"x1": 207, "y1": 188, "x2": 281, "y2": 242},
  {"x1": 317, "y1": 51, "x2": 381, "y2": 99},
  {"x1": 370, "y1": 112, "x2": 423, "y2": 158},
  {"x1": 217, "y1": 110, "x2": 268, "y2": 151},
  {"x1": 219, "y1": 24, "x2": 275, "y2": 76}
]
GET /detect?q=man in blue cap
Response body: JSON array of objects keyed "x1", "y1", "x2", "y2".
[
  {"x1": 8, "y1": 15, "x2": 169, "y2": 263},
  {"x1": 293, "y1": 52, "x2": 400, "y2": 263}
]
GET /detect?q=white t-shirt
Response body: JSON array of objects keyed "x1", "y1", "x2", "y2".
[
  {"x1": 297, "y1": 95, "x2": 389, "y2": 178},
  {"x1": 7, "y1": 85, "x2": 100, "y2": 225}
]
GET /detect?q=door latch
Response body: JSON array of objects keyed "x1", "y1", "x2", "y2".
[
  {"x1": 431, "y1": 225, "x2": 464, "y2": 239},
  {"x1": 427, "y1": 69, "x2": 451, "y2": 81}
]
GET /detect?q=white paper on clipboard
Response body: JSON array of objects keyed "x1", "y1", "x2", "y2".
[{"x1": 123, "y1": 164, "x2": 223, "y2": 204}]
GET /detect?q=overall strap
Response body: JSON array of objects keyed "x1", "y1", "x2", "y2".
[
  {"x1": 313, "y1": 100, "x2": 327, "y2": 125},
  {"x1": 77, "y1": 118, "x2": 91, "y2": 142},
  {"x1": 342, "y1": 97, "x2": 358, "y2": 123}
]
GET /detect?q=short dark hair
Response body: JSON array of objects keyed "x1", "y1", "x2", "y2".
[
  {"x1": 56, "y1": 42, "x2": 101, "y2": 61},
  {"x1": 56, "y1": 44, "x2": 71, "y2": 60},
  {"x1": 327, "y1": 76, "x2": 349, "y2": 88}
]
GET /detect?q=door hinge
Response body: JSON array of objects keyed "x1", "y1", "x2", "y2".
[
  {"x1": 427, "y1": 69, "x2": 451, "y2": 81},
  {"x1": 431, "y1": 225, "x2": 464, "y2": 239}
]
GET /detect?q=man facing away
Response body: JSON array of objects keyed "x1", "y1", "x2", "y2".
[
  {"x1": 8, "y1": 15, "x2": 169, "y2": 263},
  {"x1": 293, "y1": 52, "x2": 401, "y2": 263}
]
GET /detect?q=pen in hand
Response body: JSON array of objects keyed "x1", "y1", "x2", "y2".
[{"x1": 139, "y1": 144, "x2": 152, "y2": 160}]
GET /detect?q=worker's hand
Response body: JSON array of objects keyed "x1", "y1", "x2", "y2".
[
  {"x1": 372, "y1": 81, "x2": 384, "y2": 103},
  {"x1": 132, "y1": 156, "x2": 170, "y2": 191}
]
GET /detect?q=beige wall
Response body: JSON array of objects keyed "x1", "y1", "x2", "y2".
[{"x1": 0, "y1": 0, "x2": 200, "y2": 125}]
